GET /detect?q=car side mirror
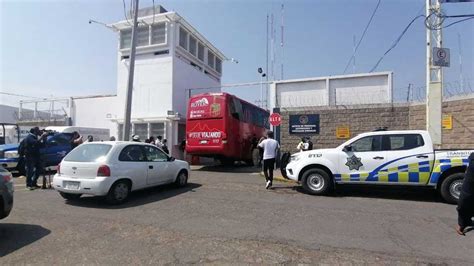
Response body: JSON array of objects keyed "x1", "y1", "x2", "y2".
[
  {"x1": 168, "y1": 156, "x2": 175, "y2": 162},
  {"x1": 343, "y1": 145, "x2": 352, "y2": 152}
]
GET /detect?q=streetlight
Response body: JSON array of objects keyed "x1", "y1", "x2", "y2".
[{"x1": 258, "y1": 68, "x2": 267, "y2": 109}]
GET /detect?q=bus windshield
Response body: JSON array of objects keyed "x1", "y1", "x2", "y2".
[{"x1": 187, "y1": 95, "x2": 226, "y2": 120}]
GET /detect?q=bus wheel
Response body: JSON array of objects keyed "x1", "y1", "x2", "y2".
[{"x1": 220, "y1": 158, "x2": 234, "y2": 167}]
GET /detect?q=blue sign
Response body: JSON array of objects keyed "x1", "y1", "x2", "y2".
[{"x1": 289, "y1": 114, "x2": 320, "y2": 134}]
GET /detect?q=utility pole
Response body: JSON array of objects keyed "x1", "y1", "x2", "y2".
[
  {"x1": 426, "y1": 0, "x2": 443, "y2": 147},
  {"x1": 353, "y1": 35, "x2": 356, "y2": 73},
  {"x1": 122, "y1": 0, "x2": 139, "y2": 141},
  {"x1": 458, "y1": 32, "x2": 463, "y2": 92}
]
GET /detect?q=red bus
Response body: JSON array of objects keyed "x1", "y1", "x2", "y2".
[{"x1": 186, "y1": 92, "x2": 270, "y2": 165}]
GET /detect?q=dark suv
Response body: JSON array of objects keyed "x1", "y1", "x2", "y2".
[{"x1": 0, "y1": 166, "x2": 13, "y2": 219}]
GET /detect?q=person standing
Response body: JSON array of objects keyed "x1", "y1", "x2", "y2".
[
  {"x1": 19, "y1": 127, "x2": 47, "y2": 190},
  {"x1": 258, "y1": 131, "x2": 280, "y2": 189},
  {"x1": 71, "y1": 131, "x2": 83, "y2": 149},
  {"x1": 162, "y1": 139, "x2": 169, "y2": 154},
  {"x1": 456, "y1": 152, "x2": 474, "y2": 235},
  {"x1": 156, "y1": 136, "x2": 163, "y2": 148},
  {"x1": 296, "y1": 137, "x2": 307, "y2": 152}
]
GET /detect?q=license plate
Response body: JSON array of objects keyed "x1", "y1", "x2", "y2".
[
  {"x1": 199, "y1": 140, "x2": 208, "y2": 144},
  {"x1": 64, "y1": 181, "x2": 80, "y2": 190}
]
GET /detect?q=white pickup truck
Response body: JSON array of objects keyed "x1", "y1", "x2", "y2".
[{"x1": 285, "y1": 130, "x2": 473, "y2": 204}]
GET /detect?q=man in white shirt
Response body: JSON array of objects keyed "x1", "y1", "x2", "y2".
[{"x1": 258, "y1": 131, "x2": 280, "y2": 189}]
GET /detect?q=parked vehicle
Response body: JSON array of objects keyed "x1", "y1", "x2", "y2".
[
  {"x1": 0, "y1": 123, "x2": 20, "y2": 145},
  {"x1": 53, "y1": 142, "x2": 190, "y2": 204},
  {"x1": 186, "y1": 92, "x2": 269, "y2": 165},
  {"x1": 285, "y1": 130, "x2": 474, "y2": 204},
  {"x1": 0, "y1": 126, "x2": 110, "y2": 174},
  {"x1": 0, "y1": 166, "x2": 13, "y2": 219}
]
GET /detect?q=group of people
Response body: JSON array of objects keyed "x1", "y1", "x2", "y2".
[
  {"x1": 132, "y1": 134, "x2": 169, "y2": 154},
  {"x1": 296, "y1": 136, "x2": 313, "y2": 152}
]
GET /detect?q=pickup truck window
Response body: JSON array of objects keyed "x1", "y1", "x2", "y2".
[
  {"x1": 384, "y1": 134, "x2": 424, "y2": 151},
  {"x1": 351, "y1": 135, "x2": 382, "y2": 152}
]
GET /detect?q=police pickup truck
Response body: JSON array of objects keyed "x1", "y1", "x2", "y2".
[{"x1": 285, "y1": 130, "x2": 473, "y2": 204}]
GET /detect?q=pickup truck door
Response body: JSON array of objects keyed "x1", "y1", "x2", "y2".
[
  {"x1": 337, "y1": 135, "x2": 386, "y2": 182},
  {"x1": 379, "y1": 134, "x2": 433, "y2": 184},
  {"x1": 41, "y1": 134, "x2": 72, "y2": 167}
]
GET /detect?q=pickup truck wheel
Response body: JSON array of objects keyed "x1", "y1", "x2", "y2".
[
  {"x1": 106, "y1": 180, "x2": 131, "y2": 205},
  {"x1": 301, "y1": 169, "x2": 331, "y2": 195},
  {"x1": 59, "y1": 192, "x2": 82, "y2": 201},
  {"x1": 440, "y1": 173, "x2": 464, "y2": 204}
]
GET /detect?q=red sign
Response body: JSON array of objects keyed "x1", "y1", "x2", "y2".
[{"x1": 269, "y1": 113, "x2": 282, "y2": 126}]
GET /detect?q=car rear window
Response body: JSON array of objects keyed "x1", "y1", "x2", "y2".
[{"x1": 63, "y1": 144, "x2": 112, "y2": 162}]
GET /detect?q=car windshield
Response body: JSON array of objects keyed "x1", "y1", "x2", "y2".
[{"x1": 63, "y1": 144, "x2": 112, "y2": 162}]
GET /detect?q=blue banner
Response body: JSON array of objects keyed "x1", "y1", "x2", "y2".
[{"x1": 289, "y1": 114, "x2": 320, "y2": 134}]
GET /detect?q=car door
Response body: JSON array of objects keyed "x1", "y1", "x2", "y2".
[
  {"x1": 143, "y1": 146, "x2": 172, "y2": 185},
  {"x1": 380, "y1": 134, "x2": 433, "y2": 184},
  {"x1": 117, "y1": 145, "x2": 148, "y2": 189},
  {"x1": 337, "y1": 135, "x2": 385, "y2": 182},
  {"x1": 41, "y1": 134, "x2": 72, "y2": 167}
]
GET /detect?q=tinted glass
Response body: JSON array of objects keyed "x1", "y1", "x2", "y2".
[
  {"x1": 144, "y1": 146, "x2": 168, "y2": 162},
  {"x1": 385, "y1": 134, "x2": 424, "y2": 151},
  {"x1": 119, "y1": 145, "x2": 146, "y2": 162},
  {"x1": 351, "y1": 136, "x2": 382, "y2": 152},
  {"x1": 63, "y1": 144, "x2": 112, "y2": 162}
]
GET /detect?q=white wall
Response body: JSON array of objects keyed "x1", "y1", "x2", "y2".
[
  {"x1": 72, "y1": 96, "x2": 119, "y2": 138},
  {"x1": 276, "y1": 80, "x2": 328, "y2": 108},
  {"x1": 330, "y1": 74, "x2": 391, "y2": 105},
  {"x1": 116, "y1": 53, "x2": 174, "y2": 119},
  {"x1": 172, "y1": 55, "x2": 220, "y2": 117}
]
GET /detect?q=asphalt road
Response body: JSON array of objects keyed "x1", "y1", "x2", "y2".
[{"x1": 1, "y1": 166, "x2": 473, "y2": 264}]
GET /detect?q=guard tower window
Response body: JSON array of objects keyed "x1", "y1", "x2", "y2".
[
  {"x1": 120, "y1": 29, "x2": 132, "y2": 49},
  {"x1": 207, "y1": 51, "x2": 215, "y2": 69},
  {"x1": 215, "y1": 57, "x2": 222, "y2": 73},
  {"x1": 136, "y1": 26, "x2": 150, "y2": 47},
  {"x1": 151, "y1": 23, "x2": 166, "y2": 45},
  {"x1": 189, "y1": 35, "x2": 197, "y2": 56},
  {"x1": 179, "y1": 27, "x2": 188, "y2": 50},
  {"x1": 197, "y1": 43, "x2": 204, "y2": 61}
]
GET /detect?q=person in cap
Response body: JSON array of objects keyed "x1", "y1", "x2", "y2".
[
  {"x1": 456, "y1": 152, "x2": 474, "y2": 235},
  {"x1": 132, "y1": 135, "x2": 140, "y2": 142},
  {"x1": 19, "y1": 127, "x2": 47, "y2": 190}
]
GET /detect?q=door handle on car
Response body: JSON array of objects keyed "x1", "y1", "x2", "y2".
[
  {"x1": 149, "y1": 165, "x2": 153, "y2": 169},
  {"x1": 373, "y1": 156, "x2": 384, "y2": 160},
  {"x1": 416, "y1": 155, "x2": 429, "y2": 158}
]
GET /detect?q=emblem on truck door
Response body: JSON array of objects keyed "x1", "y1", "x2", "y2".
[{"x1": 345, "y1": 155, "x2": 363, "y2": 170}]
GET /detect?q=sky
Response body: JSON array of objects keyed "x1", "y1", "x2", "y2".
[{"x1": 1, "y1": 0, "x2": 473, "y2": 107}]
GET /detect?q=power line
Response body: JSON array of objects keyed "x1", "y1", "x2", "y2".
[
  {"x1": 0, "y1": 92, "x2": 42, "y2": 99},
  {"x1": 370, "y1": 15, "x2": 425, "y2": 73},
  {"x1": 152, "y1": 0, "x2": 155, "y2": 24},
  {"x1": 442, "y1": 16, "x2": 474, "y2": 28},
  {"x1": 122, "y1": 0, "x2": 133, "y2": 26},
  {"x1": 342, "y1": 0, "x2": 381, "y2": 74}
]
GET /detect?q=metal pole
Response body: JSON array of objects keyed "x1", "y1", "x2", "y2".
[
  {"x1": 426, "y1": 0, "x2": 443, "y2": 146},
  {"x1": 260, "y1": 75, "x2": 263, "y2": 108},
  {"x1": 122, "y1": 0, "x2": 139, "y2": 141},
  {"x1": 458, "y1": 32, "x2": 463, "y2": 92}
]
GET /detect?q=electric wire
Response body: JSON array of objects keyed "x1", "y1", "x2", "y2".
[
  {"x1": 370, "y1": 15, "x2": 425, "y2": 73},
  {"x1": 441, "y1": 16, "x2": 474, "y2": 29},
  {"x1": 152, "y1": 0, "x2": 155, "y2": 25},
  {"x1": 343, "y1": 0, "x2": 381, "y2": 74},
  {"x1": 122, "y1": 0, "x2": 133, "y2": 26}
]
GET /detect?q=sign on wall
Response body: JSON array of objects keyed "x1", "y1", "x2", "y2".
[
  {"x1": 442, "y1": 114, "x2": 453, "y2": 129},
  {"x1": 289, "y1": 114, "x2": 320, "y2": 134},
  {"x1": 336, "y1": 126, "x2": 350, "y2": 139},
  {"x1": 433, "y1": 47, "x2": 450, "y2": 67}
]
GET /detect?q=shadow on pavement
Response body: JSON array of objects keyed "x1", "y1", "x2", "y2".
[
  {"x1": 196, "y1": 164, "x2": 259, "y2": 174},
  {"x1": 294, "y1": 185, "x2": 441, "y2": 203},
  {"x1": 64, "y1": 183, "x2": 202, "y2": 209},
  {"x1": 0, "y1": 223, "x2": 51, "y2": 257}
]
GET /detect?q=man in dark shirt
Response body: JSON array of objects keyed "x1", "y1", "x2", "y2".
[
  {"x1": 19, "y1": 127, "x2": 47, "y2": 190},
  {"x1": 456, "y1": 152, "x2": 474, "y2": 235}
]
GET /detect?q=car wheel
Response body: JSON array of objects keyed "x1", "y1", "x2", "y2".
[
  {"x1": 301, "y1": 168, "x2": 332, "y2": 195},
  {"x1": 106, "y1": 180, "x2": 131, "y2": 205},
  {"x1": 175, "y1": 171, "x2": 188, "y2": 187},
  {"x1": 59, "y1": 192, "x2": 82, "y2": 201},
  {"x1": 440, "y1": 172, "x2": 464, "y2": 204}
]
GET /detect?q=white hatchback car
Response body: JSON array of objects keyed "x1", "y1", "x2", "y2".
[{"x1": 53, "y1": 142, "x2": 190, "y2": 204}]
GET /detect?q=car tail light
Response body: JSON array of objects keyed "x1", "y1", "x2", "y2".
[
  {"x1": 97, "y1": 165, "x2": 111, "y2": 177},
  {"x1": 3, "y1": 173, "x2": 12, "y2": 183},
  {"x1": 57, "y1": 163, "x2": 61, "y2": 175}
]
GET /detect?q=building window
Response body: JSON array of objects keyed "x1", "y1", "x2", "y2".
[
  {"x1": 150, "y1": 123, "x2": 164, "y2": 138},
  {"x1": 189, "y1": 35, "x2": 197, "y2": 56},
  {"x1": 120, "y1": 30, "x2": 132, "y2": 49},
  {"x1": 151, "y1": 23, "x2": 166, "y2": 45},
  {"x1": 179, "y1": 27, "x2": 188, "y2": 50},
  {"x1": 136, "y1": 26, "x2": 150, "y2": 47},
  {"x1": 197, "y1": 43, "x2": 204, "y2": 61},
  {"x1": 215, "y1": 57, "x2": 222, "y2": 73},
  {"x1": 207, "y1": 51, "x2": 215, "y2": 69},
  {"x1": 133, "y1": 123, "x2": 148, "y2": 139}
]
